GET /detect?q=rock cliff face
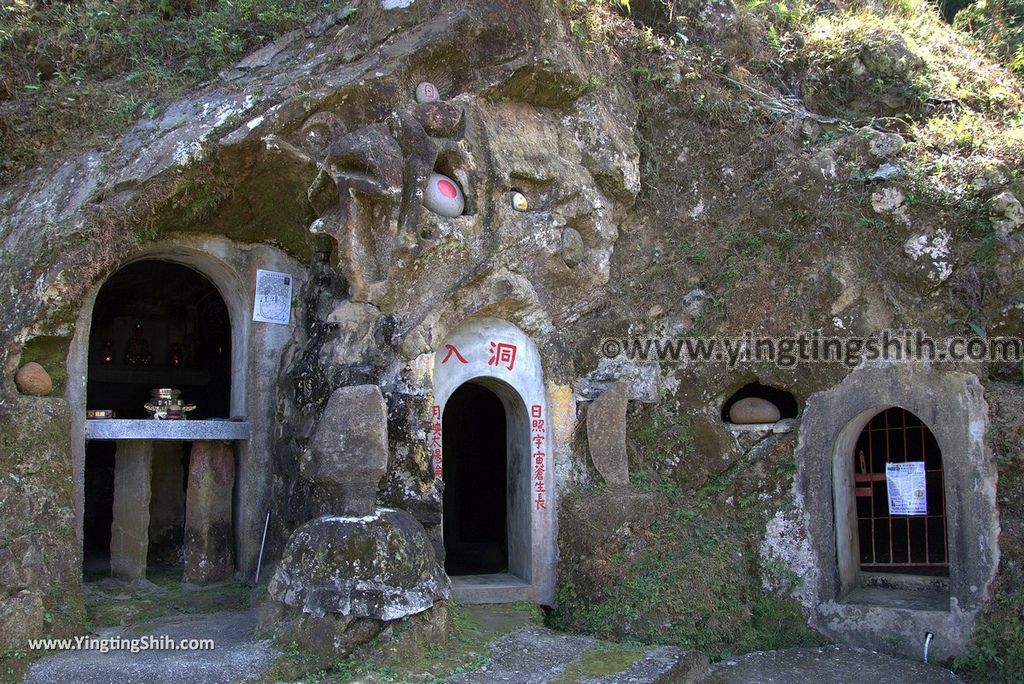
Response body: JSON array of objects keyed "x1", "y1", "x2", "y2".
[{"x1": 1, "y1": 0, "x2": 1023, "y2": 673}]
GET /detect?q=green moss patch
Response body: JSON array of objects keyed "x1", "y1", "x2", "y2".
[
  {"x1": 264, "y1": 601, "x2": 544, "y2": 684},
  {"x1": 84, "y1": 567, "x2": 254, "y2": 631}
]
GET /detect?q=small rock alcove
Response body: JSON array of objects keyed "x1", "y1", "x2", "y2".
[
  {"x1": 432, "y1": 318, "x2": 555, "y2": 605},
  {"x1": 721, "y1": 381, "x2": 799, "y2": 424}
]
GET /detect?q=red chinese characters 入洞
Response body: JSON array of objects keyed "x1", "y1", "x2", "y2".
[
  {"x1": 430, "y1": 404, "x2": 442, "y2": 478},
  {"x1": 441, "y1": 343, "x2": 468, "y2": 365},
  {"x1": 531, "y1": 404, "x2": 546, "y2": 510},
  {"x1": 488, "y1": 341, "x2": 517, "y2": 371}
]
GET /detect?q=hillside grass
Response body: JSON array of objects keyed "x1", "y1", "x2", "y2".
[{"x1": 0, "y1": 0, "x2": 352, "y2": 184}]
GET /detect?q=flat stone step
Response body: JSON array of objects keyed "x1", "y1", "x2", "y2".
[
  {"x1": 448, "y1": 626, "x2": 708, "y2": 683},
  {"x1": 701, "y1": 644, "x2": 964, "y2": 684},
  {"x1": 450, "y1": 573, "x2": 535, "y2": 604},
  {"x1": 25, "y1": 609, "x2": 278, "y2": 684}
]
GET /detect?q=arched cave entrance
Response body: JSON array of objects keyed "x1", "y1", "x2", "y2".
[
  {"x1": 432, "y1": 317, "x2": 555, "y2": 604},
  {"x1": 83, "y1": 260, "x2": 232, "y2": 577},
  {"x1": 442, "y1": 381, "x2": 509, "y2": 576},
  {"x1": 852, "y1": 407, "x2": 947, "y2": 575}
]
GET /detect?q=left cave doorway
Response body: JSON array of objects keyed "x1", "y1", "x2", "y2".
[{"x1": 82, "y1": 260, "x2": 232, "y2": 578}]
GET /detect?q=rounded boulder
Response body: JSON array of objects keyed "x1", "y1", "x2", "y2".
[
  {"x1": 728, "y1": 397, "x2": 781, "y2": 424},
  {"x1": 268, "y1": 508, "x2": 449, "y2": 621},
  {"x1": 14, "y1": 362, "x2": 52, "y2": 396}
]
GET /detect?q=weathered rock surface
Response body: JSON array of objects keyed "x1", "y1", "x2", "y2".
[
  {"x1": 728, "y1": 397, "x2": 781, "y2": 424},
  {"x1": 267, "y1": 508, "x2": 448, "y2": 620},
  {"x1": 183, "y1": 441, "x2": 236, "y2": 584},
  {"x1": 449, "y1": 627, "x2": 708, "y2": 683},
  {"x1": 566, "y1": 488, "x2": 665, "y2": 549},
  {"x1": 303, "y1": 384, "x2": 389, "y2": 516},
  {"x1": 14, "y1": 362, "x2": 52, "y2": 396},
  {"x1": 701, "y1": 644, "x2": 963, "y2": 683},
  {"x1": 0, "y1": 589, "x2": 45, "y2": 650},
  {"x1": 587, "y1": 380, "x2": 630, "y2": 486},
  {"x1": 990, "y1": 189, "x2": 1024, "y2": 235}
]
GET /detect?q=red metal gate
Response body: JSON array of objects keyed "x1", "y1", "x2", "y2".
[{"x1": 853, "y1": 407, "x2": 948, "y2": 572}]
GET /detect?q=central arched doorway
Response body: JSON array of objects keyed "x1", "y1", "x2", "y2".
[
  {"x1": 442, "y1": 381, "x2": 508, "y2": 575},
  {"x1": 431, "y1": 317, "x2": 556, "y2": 604}
]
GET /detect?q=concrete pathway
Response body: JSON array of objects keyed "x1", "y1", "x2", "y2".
[
  {"x1": 702, "y1": 644, "x2": 964, "y2": 684},
  {"x1": 448, "y1": 629, "x2": 965, "y2": 684},
  {"x1": 25, "y1": 609, "x2": 278, "y2": 684},
  {"x1": 22, "y1": 609, "x2": 966, "y2": 684}
]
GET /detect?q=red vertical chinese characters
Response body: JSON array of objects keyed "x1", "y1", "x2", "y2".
[
  {"x1": 531, "y1": 404, "x2": 546, "y2": 510},
  {"x1": 430, "y1": 404, "x2": 443, "y2": 478}
]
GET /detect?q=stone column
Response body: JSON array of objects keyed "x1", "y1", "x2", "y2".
[
  {"x1": 184, "y1": 441, "x2": 235, "y2": 584},
  {"x1": 110, "y1": 440, "x2": 153, "y2": 580}
]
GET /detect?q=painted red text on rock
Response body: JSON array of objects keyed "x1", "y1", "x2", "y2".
[
  {"x1": 531, "y1": 403, "x2": 546, "y2": 510},
  {"x1": 488, "y1": 341, "x2": 517, "y2": 371},
  {"x1": 430, "y1": 404, "x2": 442, "y2": 478}
]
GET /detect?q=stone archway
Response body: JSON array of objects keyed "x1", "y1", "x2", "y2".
[
  {"x1": 794, "y1": 363, "x2": 998, "y2": 660},
  {"x1": 67, "y1": 238, "x2": 301, "y2": 582},
  {"x1": 432, "y1": 317, "x2": 555, "y2": 604}
]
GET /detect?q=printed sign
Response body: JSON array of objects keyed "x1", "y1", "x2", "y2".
[
  {"x1": 886, "y1": 461, "x2": 927, "y2": 516},
  {"x1": 253, "y1": 270, "x2": 292, "y2": 325}
]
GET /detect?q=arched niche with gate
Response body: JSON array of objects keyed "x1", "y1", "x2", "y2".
[
  {"x1": 431, "y1": 317, "x2": 555, "y2": 605},
  {"x1": 796, "y1": 364, "x2": 998, "y2": 659}
]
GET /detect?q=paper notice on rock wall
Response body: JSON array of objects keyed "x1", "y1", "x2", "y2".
[
  {"x1": 886, "y1": 461, "x2": 927, "y2": 516},
  {"x1": 253, "y1": 269, "x2": 292, "y2": 325}
]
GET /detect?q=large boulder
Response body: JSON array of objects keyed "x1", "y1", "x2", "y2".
[
  {"x1": 302, "y1": 385, "x2": 389, "y2": 516},
  {"x1": 267, "y1": 508, "x2": 449, "y2": 620}
]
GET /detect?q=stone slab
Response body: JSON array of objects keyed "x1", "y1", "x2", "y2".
[
  {"x1": 450, "y1": 573, "x2": 534, "y2": 604},
  {"x1": 587, "y1": 380, "x2": 630, "y2": 487},
  {"x1": 86, "y1": 419, "x2": 250, "y2": 441},
  {"x1": 110, "y1": 441, "x2": 153, "y2": 580},
  {"x1": 184, "y1": 441, "x2": 236, "y2": 584},
  {"x1": 449, "y1": 627, "x2": 707, "y2": 684},
  {"x1": 701, "y1": 644, "x2": 963, "y2": 683},
  {"x1": 25, "y1": 610, "x2": 278, "y2": 684}
]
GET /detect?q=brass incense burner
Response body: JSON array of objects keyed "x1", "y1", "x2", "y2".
[{"x1": 144, "y1": 388, "x2": 195, "y2": 420}]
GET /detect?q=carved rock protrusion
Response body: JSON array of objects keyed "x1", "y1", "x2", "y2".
[{"x1": 301, "y1": 384, "x2": 389, "y2": 517}]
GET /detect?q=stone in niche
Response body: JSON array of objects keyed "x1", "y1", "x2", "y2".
[
  {"x1": 728, "y1": 397, "x2": 781, "y2": 424},
  {"x1": 415, "y1": 81, "x2": 440, "y2": 104},
  {"x1": 511, "y1": 191, "x2": 528, "y2": 211},
  {"x1": 560, "y1": 227, "x2": 585, "y2": 267},
  {"x1": 14, "y1": 362, "x2": 52, "y2": 396},
  {"x1": 423, "y1": 172, "x2": 465, "y2": 218}
]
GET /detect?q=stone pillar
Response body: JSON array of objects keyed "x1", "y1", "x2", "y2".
[
  {"x1": 184, "y1": 441, "x2": 235, "y2": 584},
  {"x1": 110, "y1": 441, "x2": 153, "y2": 580}
]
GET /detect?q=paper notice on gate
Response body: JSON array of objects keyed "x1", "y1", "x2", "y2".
[
  {"x1": 253, "y1": 269, "x2": 292, "y2": 325},
  {"x1": 886, "y1": 461, "x2": 927, "y2": 516}
]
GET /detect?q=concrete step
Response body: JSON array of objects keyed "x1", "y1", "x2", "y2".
[{"x1": 448, "y1": 626, "x2": 708, "y2": 684}]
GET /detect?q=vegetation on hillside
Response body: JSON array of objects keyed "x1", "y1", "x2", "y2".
[{"x1": 0, "y1": 0, "x2": 352, "y2": 183}]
